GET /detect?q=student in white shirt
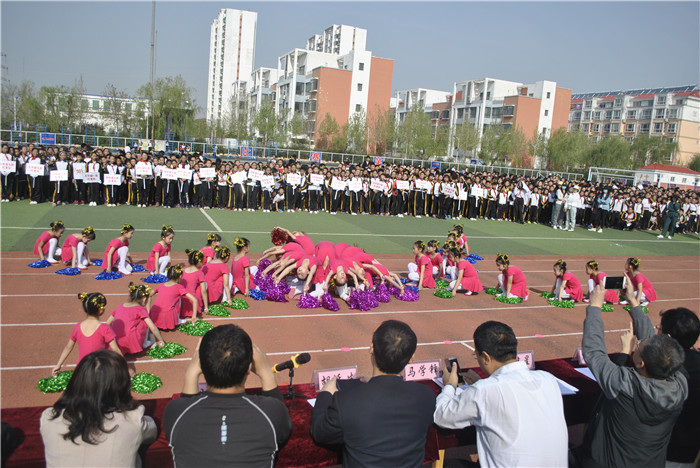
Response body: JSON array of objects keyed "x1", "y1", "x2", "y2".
[{"x1": 433, "y1": 321, "x2": 568, "y2": 467}]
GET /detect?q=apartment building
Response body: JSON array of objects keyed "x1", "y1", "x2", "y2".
[
  {"x1": 568, "y1": 85, "x2": 699, "y2": 166},
  {"x1": 206, "y1": 9, "x2": 257, "y2": 124},
  {"x1": 394, "y1": 88, "x2": 451, "y2": 125}
]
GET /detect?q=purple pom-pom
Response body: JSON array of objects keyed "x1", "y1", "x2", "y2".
[
  {"x1": 249, "y1": 289, "x2": 266, "y2": 300},
  {"x1": 405, "y1": 285, "x2": 419, "y2": 293},
  {"x1": 297, "y1": 294, "x2": 321, "y2": 309},
  {"x1": 28, "y1": 260, "x2": 51, "y2": 268},
  {"x1": 374, "y1": 283, "x2": 391, "y2": 303},
  {"x1": 95, "y1": 271, "x2": 124, "y2": 280},
  {"x1": 397, "y1": 288, "x2": 420, "y2": 302},
  {"x1": 321, "y1": 293, "x2": 340, "y2": 311},
  {"x1": 387, "y1": 284, "x2": 401, "y2": 297},
  {"x1": 55, "y1": 267, "x2": 81, "y2": 276},
  {"x1": 92, "y1": 259, "x2": 103, "y2": 266},
  {"x1": 348, "y1": 289, "x2": 378, "y2": 311},
  {"x1": 131, "y1": 264, "x2": 147, "y2": 272},
  {"x1": 141, "y1": 274, "x2": 168, "y2": 283},
  {"x1": 265, "y1": 282, "x2": 289, "y2": 303},
  {"x1": 258, "y1": 259, "x2": 272, "y2": 271}
]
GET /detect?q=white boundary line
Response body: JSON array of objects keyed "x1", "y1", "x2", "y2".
[
  {"x1": 0, "y1": 328, "x2": 630, "y2": 371},
  {"x1": 199, "y1": 207, "x2": 223, "y2": 233}
]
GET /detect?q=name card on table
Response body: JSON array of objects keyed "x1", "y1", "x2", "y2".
[
  {"x1": 286, "y1": 173, "x2": 301, "y2": 186},
  {"x1": 49, "y1": 170, "x2": 68, "y2": 182},
  {"x1": 573, "y1": 347, "x2": 586, "y2": 366},
  {"x1": 161, "y1": 168, "x2": 178, "y2": 180},
  {"x1": 261, "y1": 175, "x2": 275, "y2": 187},
  {"x1": 176, "y1": 168, "x2": 192, "y2": 180},
  {"x1": 0, "y1": 161, "x2": 16, "y2": 173},
  {"x1": 403, "y1": 359, "x2": 441, "y2": 382},
  {"x1": 310, "y1": 173, "x2": 324, "y2": 185},
  {"x1": 516, "y1": 350, "x2": 535, "y2": 370},
  {"x1": 25, "y1": 163, "x2": 45, "y2": 177},
  {"x1": 313, "y1": 365, "x2": 358, "y2": 392},
  {"x1": 83, "y1": 172, "x2": 101, "y2": 183},
  {"x1": 104, "y1": 174, "x2": 122, "y2": 185},
  {"x1": 199, "y1": 167, "x2": 216, "y2": 179},
  {"x1": 396, "y1": 180, "x2": 410, "y2": 190},
  {"x1": 135, "y1": 162, "x2": 152, "y2": 177}
]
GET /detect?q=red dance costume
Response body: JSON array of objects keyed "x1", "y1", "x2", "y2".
[
  {"x1": 457, "y1": 260, "x2": 483, "y2": 293},
  {"x1": 102, "y1": 237, "x2": 129, "y2": 269},
  {"x1": 146, "y1": 242, "x2": 171, "y2": 271},
  {"x1": 180, "y1": 269, "x2": 205, "y2": 317},
  {"x1": 33, "y1": 231, "x2": 53, "y2": 255},
  {"x1": 202, "y1": 262, "x2": 229, "y2": 303}
]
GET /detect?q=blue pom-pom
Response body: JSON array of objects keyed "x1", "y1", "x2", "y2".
[
  {"x1": 95, "y1": 271, "x2": 124, "y2": 280},
  {"x1": 467, "y1": 258, "x2": 477, "y2": 264},
  {"x1": 400, "y1": 278, "x2": 407, "y2": 284},
  {"x1": 405, "y1": 285, "x2": 419, "y2": 293},
  {"x1": 92, "y1": 259, "x2": 103, "y2": 266},
  {"x1": 445, "y1": 274, "x2": 452, "y2": 280},
  {"x1": 249, "y1": 289, "x2": 266, "y2": 300},
  {"x1": 468, "y1": 254, "x2": 483, "y2": 261},
  {"x1": 56, "y1": 267, "x2": 81, "y2": 276},
  {"x1": 141, "y1": 274, "x2": 168, "y2": 283},
  {"x1": 131, "y1": 264, "x2": 147, "y2": 272},
  {"x1": 28, "y1": 260, "x2": 51, "y2": 268}
]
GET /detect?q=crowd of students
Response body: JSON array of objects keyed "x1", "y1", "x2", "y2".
[{"x1": 3, "y1": 142, "x2": 699, "y2": 235}]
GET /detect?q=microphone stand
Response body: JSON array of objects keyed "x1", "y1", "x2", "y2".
[{"x1": 282, "y1": 367, "x2": 309, "y2": 411}]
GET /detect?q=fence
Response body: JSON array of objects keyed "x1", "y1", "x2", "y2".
[{"x1": 1, "y1": 128, "x2": 585, "y2": 181}]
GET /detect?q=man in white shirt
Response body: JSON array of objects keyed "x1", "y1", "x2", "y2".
[{"x1": 433, "y1": 321, "x2": 568, "y2": 467}]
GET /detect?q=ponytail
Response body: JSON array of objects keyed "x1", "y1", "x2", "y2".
[{"x1": 50, "y1": 221, "x2": 65, "y2": 232}]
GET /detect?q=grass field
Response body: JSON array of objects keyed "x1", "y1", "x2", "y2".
[{"x1": 1, "y1": 200, "x2": 699, "y2": 257}]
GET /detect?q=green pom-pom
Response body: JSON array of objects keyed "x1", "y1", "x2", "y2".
[
  {"x1": 494, "y1": 295, "x2": 522, "y2": 304},
  {"x1": 624, "y1": 305, "x2": 649, "y2": 314},
  {"x1": 433, "y1": 289, "x2": 453, "y2": 299},
  {"x1": 435, "y1": 280, "x2": 450, "y2": 289},
  {"x1": 485, "y1": 288, "x2": 502, "y2": 296},
  {"x1": 178, "y1": 320, "x2": 213, "y2": 336},
  {"x1": 602, "y1": 304, "x2": 615, "y2": 312},
  {"x1": 549, "y1": 299, "x2": 576, "y2": 308},
  {"x1": 540, "y1": 292, "x2": 556, "y2": 299},
  {"x1": 147, "y1": 342, "x2": 187, "y2": 359},
  {"x1": 131, "y1": 372, "x2": 162, "y2": 394},
  {"x1": 207, "y1": 305, "x2": 231, "y2": 317},
  {"x1": 221, "y1": 299, "x2": 249, "y2": 310},
  {"x1": 38, "y1": 370, "x2": 73, "y2": 393}
]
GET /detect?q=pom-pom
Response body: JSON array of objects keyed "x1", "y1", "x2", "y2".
[
  {"x1": 321, "y1": 293, "x2": 340, "y2": 311},
  {"x1": 141, "y1": 274, "x2": 168, "y2": 283},
  {"x1": 28, "y1": 260, "x2": 51, "y2": 268},
  {"x1": 434, "y1": 289, "x2": 453, "y2": 299},
  {"x1": 131, "y1": 372, "x2": 162, "y2": 394},
  {"x1": 484, "y1": 288, "x2": 502, "y2": 296},
  {"x1": 468, "y1": 254, "x2": 484, "y2": 261},
  {"x1": 549, "y1": 299, "x2": 575, "y2": 308},
  {"x1": 435, "y1": 280, "x2": 450, "y2": 289},
  {"x1": 255, "y1": 274, "x2": 275, "y2": 292},
  {"x1": 494, "y1": 296, "x2": 522, "y2": 304},
  {"x1": 271, "y1": 228, "x2": 290, "y2": 246},
  {"x1": 131, "y1": 264, "x2": 147, "y2": 272},
  {"x1": 147, "y1": 342, "x2": 187, "y2": 359},
  {"x1": 466, "y1": 257, "x2": 478, "y2": 264},
  {"x1": 397, "y1": 288, "x2": 420, "y2": 302},
  {"x1": 207, "y1": 305, "x2": 231, "y2": 317},
  {"x1": 222, "y1": 299, "x2": 249, "y2": 309},
  {"x1": 55, "y1": 267, "x2": 81, "y2": 276},
  {"x1": 602, "y1": 304, "x2": 615, "y2": 312},
  {"x1": 348, "y1": 289, "x2": 378, "y2": 311},
  {"x1": 540, "y1": 292, "x2": 556, "y2": 299},
  {"x1": 400, "y1": 278, "x2": 407, "y2": 284},
  {"x1": 92, "y1": 259, "x2": 103, "y2": 266},
  {"x1": 405, "y1": 285, "x2": 419, "y2": 293},
  {"x1": 95, "y1": 271, "x2": 124, "y2": 280},
  {"x1": 258, "y1": 258, "x2": 272, "y2": 271},
  {"x1": 297, "y1": 294, "x2": 321, "y2": 309},
  {"x1": 177, "y1": 320, "x2": 213, "y2": 336},
  {"x1": 249, "y1": 289, "x2": 266, "y2": 300},
  {"x1": 265, "y1": 287, "x2": 288, "y2": 303},
  {"x1": 624, "y1": 305, "x2": 649, "y2": 314},
  {"x1": 374, "y1": 283, "x2": 391, "y2": 303},
  {"x1": 37, "y1": 371, "x2": 73, "y2": 393}
]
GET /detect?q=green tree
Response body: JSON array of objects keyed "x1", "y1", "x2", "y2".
[
  {"x1": 479, "y1": 125, "x2": 526, "y2": 166},
  {"x1": 369, "y1": 107, "x2": 395, "y2": 156},
  {"x1": 251, "y1": 101, "x2": 287, "y2": 155},
  {"x1": 453, "y1": 122, "x2": 479, "y2": 159},
  {"x1": 585, "y1": 136, "x2": 631, "y2": 169},
  {"x1": 102, "y1": 83, "x2": 131, "y2": 133},
  {"x1": 138, "y1": 75, "x2": 196, "y2": 140},
  {"x1": 288, "y1": 111, "x2": 308, "y2": 149},
  {"x1": 346, "y1": 110, "x2": 367, "y2": 154},
  {"x1": 1, "y1": 80, "x2": 46, "y2": 131},
  {"x1": 687, "y1": 153, "x2": 700, "y2": 173},
  {"x1": 545, "y1": 128, "x2": 591, "y2": 171},
  {"x1": 316, "y1": 113, "x2": 339, "y2": 151},
  {"x1": 630, "y1": 135, "x2": 677, "y2": 167},
  {"x1": 396, "y1": 105, "x2": 432, "y2": 159}
]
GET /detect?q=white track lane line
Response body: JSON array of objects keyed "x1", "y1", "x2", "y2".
[{"x1": 199, "y1": 208, "x2": 223, "y2": 233}]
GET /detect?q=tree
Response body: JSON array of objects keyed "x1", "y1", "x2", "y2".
[
  {"x1": 585, "y1": 136, "x2": 631, "y2": 169},
  {"x1": 688, "y1": 153, "x2": 700, "y2": 173},
  {"x1": 138, "y1": 75, "x2": 196, "y2": 140},
  {"x1": 507, "y1": 126, "x2": 529, "y2": 167},
  {"x1": 479, "y1": 125, "x2": 526, "y2": 166},
  {"x1": 346, "y1": 110, "x2": 367, "y2": 154},
  {"x1": 453, "y1": 122, "x2": 479, "y2": 160},
  {"x1": 316, "y1": 113, "x2": 339, "y2": 151},
  {"x1": 630, "y1": 135, "x2": 677, "y2": 167},
  {"x1": 288, "y1": 111, "x2": 308, "y2": 148},
  {"x1": 251, "y1": 101, "x2": 287, "y2": 154},
  {"x1": 396, "y1": 105, "x2": 432, "y2": 159},
  {"x1": 103, "y1": 83, "x2": 131, "y2": 133},
  {"x1": 369, "y1": 106, "x2": 395, "y2": 156},
  {"x1": 545, "y1": 128, "x2": 591, "y2": 171}
]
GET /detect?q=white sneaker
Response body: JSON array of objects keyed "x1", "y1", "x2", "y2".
[
  {"x1": 668, "y1": 235, "x2": 672, "y2": 239},
  {"x1": 619, "y1": 300, "x2": 629, "y2": 305},
  {"x1": 597, "y1": 228, "x2": 603, "y2": 233},
  {"x1": 641, "y1": 301, "x2": 649, "y2": 307},
  {"x1": 397, "y1": 214, "x2": 404, "y2": 218},
  {"x1": 78, "y1": 264, "x2": 88, "y2": 270},
  {"x1": 588, "y1": 228, "x2": 596, "y2": 231},
  {"x1": 29, "y1": 201, "x2": 37, "y2": 205},
  {"x1": 416, "y1": 215, "x2": 422, "y2": 218},
  {"x1": 553, "y1": 226, "x2": 558, "y2": 229},
  {"x1": 657, "y1": 234, "x2": 664, "y2": 238},
  {"x1": 569, "y1": 228, "x2": 574, "y2": 232},
  {"x1": 47, "y1": 258, "x2": 59, "y2": 264}
]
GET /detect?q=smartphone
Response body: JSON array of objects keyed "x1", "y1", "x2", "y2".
[
  {"x1": 445, "y1": 357, "x2": 465, "y2": 384},
  {"x1": 604, "y1": 276, "x2": 626, "y2": 290}
]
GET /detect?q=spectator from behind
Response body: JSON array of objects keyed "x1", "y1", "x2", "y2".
[
  {"x1": 433, "y1": 321, "x2": 568, "y2": 467},
  {"x1": 40, "y1": 350, "x2": 157, "y2": 467}
]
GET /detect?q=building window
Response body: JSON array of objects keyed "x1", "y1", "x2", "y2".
[
  {"x1": 470, "y1": 107, "x2": 478, "y2": 118},
  {"x1": 656, "y1": 96, "x2": 666, "y2": 105},
  {"x1": 625, "y1": 123, "x2": 635, "y2": 132},
  {"x1": 583, "y1": 123, "x2": 590, "y2": 132},
  {"x1": 491, "y1": 107, "x2": 501, "y2": 118},
  {"x1": 357, "y1": 83, "x2": 362, "y2": 91},
  {"x1": 675, "y1": 99, "x2": 684, "y2": 105},
  {"x1": 457, "y1": 108, "x2": 464, "y2": 118},
  {"x1": 358, "y1": 62, "x2": 364, "y2": 71},
  {"x1": 640, "y1": 109, "x2": 651, "y2": 119},
  {"x1": 605, "y1": 111, "x2": 612, "y2": 119},
  {"x1": 614, "y1": 98, "x2": 622, "y2": 107},
  {"x1": 573, "y1": 111, "x2": 581, "y2": 119},
  {"x1": 626, "y1": 110, "x2": 637, "y2": 119},
  {"x1": 613, "y1": 110, "x2": 621, "y2": 119},
  {"x1": 594, "y1": 111, "x2": 601, "y2": 120},
  {"x1": 441, "y1": 110, "x2": 449, "y2": 119},
  {"x1": 544, "y1": 109, "x2": 549, "y2": 117},
  {"x1": 585, "y1": 100, "x2": 593, "y2": 108},
  {"x1": 92, "y1": 100, "x2": 99, "y2": 110},
  {"x1": 666, "y1": 123, "x2": 676, "y2": 132},
  {"x1": 546, "y1": 91, "x2": 551, "y2": 99},
  {"x1": 593, "y1": 124, "x2": 600, "y2": 132},
  {"x1": 604, "y1": 123, "x2": 610, "y2": 132},
  {"x1": 668, "y1": 108, "x2": 678, "y2": 118},
  {"x1": 355, "y1": 104, "x2": 362, "y2": 112},
  {"x1": 655, "y1": 108, "x2": 665, "y2": 118},
  {"x1": 611, "y1": 123, "x2": 620, "y2": 132},
  {"x1": 653, "y1": 122, "x2": 663, "y2": 133},
  {"x1": 583, "y1": 111, "x2": 591, "y2": 119},
  {"x1": 640, "y1": 123, "x2": 650, "y2": 132}
]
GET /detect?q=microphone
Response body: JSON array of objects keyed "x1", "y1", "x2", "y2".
[{"x1": 272, "y1": 353, "x2": 311, "y2": 373}]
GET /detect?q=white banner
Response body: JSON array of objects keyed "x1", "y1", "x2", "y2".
[
  {"x1": 49, "y1": 170, "x2": 69, "y2": 182},
  {"x1": 161, "y1": 168, "x2": 178, "y2": 180},
  {"x1": 104, "y1": 174, "x2": 122, "y2": 185},
  {"x1": 72, "y1": 162, "x2": 86, "y2": 180},
  {"x1": 176, "y1": 168, "x2": 192, "y2": 180},
  {"x1": 310, "y1": 173, "x2": 324, "y2": 185},
  {"x1": 135, "y1": 162, "x2": 152, "y2": 177},
  {"x1": 0, "y1": 161, "x2": 17, "y2": 173},
  {"x1": 248, "y1": 169, "x2": 264, "y2": 181},
  {"x1": 396, "y1": 180, "x2": 410, "y2": 190},
  {"x1": 286, "y1": 173, "x2": 301, "y2": 186},
  {"x1": 261, "y1": 175, "x2": 275, "y2": 187},
  {"x1": 199, "y1": 167, "x2": 216, "y2": 179},
  {"x1": 25, "y1": 163, "x2": 45, "y2": 177},
  {"x1": 459, "y1": 189, "x2": 469, "y2": 201},
  {"x1": 442, "y1": 184, "x2": 456, "y2": 197},
  {"x1": 83, "y1": 172, "x2": 101, "y2": 183}
]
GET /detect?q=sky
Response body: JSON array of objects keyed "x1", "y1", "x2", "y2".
[{"x1": 2, "y1": 1, "x2": 699, "y2": 118}]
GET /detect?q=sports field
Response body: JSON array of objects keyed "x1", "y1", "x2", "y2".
[{"x1": 1, "y1": 201, "x2": 699, "y2": 408}]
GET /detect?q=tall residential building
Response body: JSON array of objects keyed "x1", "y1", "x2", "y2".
[
  {"x1": 394, "y1": 88, "x2": 452, "y2": 125},
  {"x1": 206, "y1": 9, "x2": 257, "y2": 124},
  {"x1": 568, "y1": 85, "x2": 699, "y2": 166}
]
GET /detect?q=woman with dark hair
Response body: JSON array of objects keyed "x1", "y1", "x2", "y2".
[{"x1": 40, "y1": 350, "x2": 157, "y2": 467}]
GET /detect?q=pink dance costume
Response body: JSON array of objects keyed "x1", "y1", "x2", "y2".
[
  {"x1": 180, "y1": 269, "x2": 205, "y2": 317},
  {"x1": 146, "y1": 242, "x2": 171, "y2": 271},
  {"x1": 33, "y1": 231, "x2": 53, "y2": 255},
  {"x1": 231, "y1": 256, "x2": 256, "y2": 293},
  {"x1": 504, "y1": 265, "x2": 528, "y2": 297},
  {"x1": 110, "y1": 304, "x2": 149, "y2": 354},
  {"x1": 150, "y1": 283, "x2": 188, "y2": 330},
  {"x1": 102, "y1": 237, "x2": 129, "y2": 269},
  {"x1": 70, "y1": 323, "x2": 116, "y2": 364},
  {"x1": 202, "y1": 262, "x2": 229, "y2": 303},
  {"x1": 457, "y1": 260, "x2": 483, "y2": 293}
]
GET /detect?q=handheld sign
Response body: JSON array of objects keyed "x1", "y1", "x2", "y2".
[
  {"x1": 49, "y1": 170, "x2": 69, "y2": 182},
  {"x1": 516, "y1": 350, "x2": 535, "y2": 370},
  {"x1": 415, "y1": 179, "x2": 431, "y2": 190},
  {"x1": 230, "y1": 171, "x2": 246, "y2": 184},
  {"x1": 176, "y1": 168, "x2": 192, "y2": 180},
  {"x1": 573, "y1": 347, "x2": 586, "y2": 366},
  {"x1": 442, "y1": 184, "x2": 456, "y2": 198},
  {"x1": 25, "y1": 163, "x2": 45, "y2": 177},
  {"x1": 310, "y1": 173, "x2": 324, "y2": 185},
  {"x1": 72, "y1": 162, "x2": 86, "y2": 180},
  {"x1": 459, "y1": 189, "x2": 469, "y2": 200},
  {"x1": 248, "y1": 169, "x2": 264, "y2": 181},
  {"x1": 161, "y1": 168, "x2": 178, "y2": 180},
  {"x1": 0, "y1": 161, "x2": 16, "y2": 173},
  {"x1": 83, "y1": 172, "x2": 101, "y2": 184},
  {"x1": 403, "y1": 360, "x2": 441, "y2": 382},
  {"x1": 313, "y1": 366, "x2": 358, "y2": 392},
  {"x1": 135, "y1": 162, "x2": 152, "y2": 177},
  {"x1": 370, "y1": 179, "x2": 386, "y2": 191},
  {"x1": 348, "y1": 179, "x2": 362, "y2": 191},
  {"x1": 286, "y1": 173, "x2": 301, "y2": 186},
  {"x1": 331, "y1": 177, "x2": 345, "y2": 192},
  {"x1": 103, "y1": 174, "x2": 122, "y2": 185},
  {"x1": 199, "y1": 167, "x2": 216, "y2": 179},
  {"x1": 396, "y1": 180, "x2": 410, "y2": 191},
  {"x1": 261, "y1": 175, "x2": 275, "y2": 188}
]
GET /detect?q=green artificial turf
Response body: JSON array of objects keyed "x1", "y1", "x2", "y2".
[{"x1": 1, "y1": 200, "x2": 698, "y2": 256}]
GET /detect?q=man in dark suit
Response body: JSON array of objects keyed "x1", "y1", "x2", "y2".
[{"x1": 310, "y1": 320, "x2": 436, "y2": 467}]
